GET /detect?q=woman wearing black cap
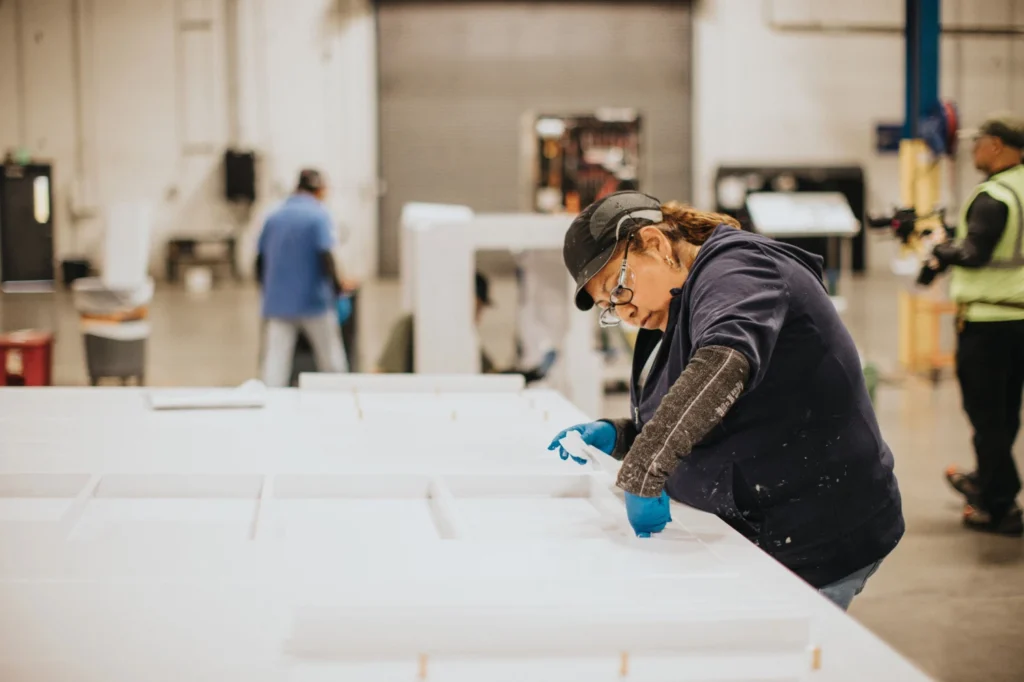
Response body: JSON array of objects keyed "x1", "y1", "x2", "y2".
[{"x1": 547, "y1": 191, "x2": 904, "y2": 610}]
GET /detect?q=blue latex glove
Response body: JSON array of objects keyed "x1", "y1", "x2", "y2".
[
  {"x1": 546, "y1": 421, "x2": 616, "y2": 464},
  {"x1": 336, "y1": 295, "x2": 353, "y2": 326},
  {"x1": 624, "y1": 491, "x2": 672, "y2": 537}
]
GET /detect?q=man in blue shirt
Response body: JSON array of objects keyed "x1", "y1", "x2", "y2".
[{"x1": 256, "y1": 169, "x2": 347, "y2": 386}]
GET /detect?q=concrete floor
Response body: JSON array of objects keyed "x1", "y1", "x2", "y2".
[{"x1": 2, "y1": 273, "x2": 1024, "y2": 681}]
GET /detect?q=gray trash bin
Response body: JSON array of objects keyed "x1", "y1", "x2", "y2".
[
  {"x1": 81, "y1": 321, "x2": 149, "y2": 385},
  {"x1": 72, "y1": 277, "x2": 153, "y2": 386}
]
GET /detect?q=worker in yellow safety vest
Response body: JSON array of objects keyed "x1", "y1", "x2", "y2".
[{"x1": 924, "y1": 115, "x2": 1024, "y2": 535}]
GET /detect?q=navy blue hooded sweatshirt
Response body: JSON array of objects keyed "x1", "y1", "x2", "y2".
[{"x1": 629, "y1": 225, "x2": 904, "y2": 588}]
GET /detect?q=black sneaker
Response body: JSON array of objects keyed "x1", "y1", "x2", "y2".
[
  {"x1": 962, "y1": 503, "x2": 1024, "y2": 537},
  {"x1": 945, "y1": 466, "x2": 980, "y2": 502}
]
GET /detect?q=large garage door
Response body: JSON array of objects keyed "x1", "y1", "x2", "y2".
[{"x1": 376, "y1": 1, "x2": 693, "y2": 275}]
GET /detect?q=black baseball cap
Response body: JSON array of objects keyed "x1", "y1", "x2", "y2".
[
  {"x1": 970, "y1": 116, "x2": 1024, "y2": 149},
  {"x1": 563, "y1": 191, "x2": 664, "y2": 311}
]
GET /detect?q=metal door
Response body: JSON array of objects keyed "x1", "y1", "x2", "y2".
[
  {"x1": 0, "y1": 163, "x2": 55, "y2": 288},
  {"x1": 376, "y1": 1, "x2": 693, "y2": 275}
]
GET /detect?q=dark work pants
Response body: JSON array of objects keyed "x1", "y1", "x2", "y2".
[{"x1": 956, "y1": 319, "x2": 1024, "y2": 518}]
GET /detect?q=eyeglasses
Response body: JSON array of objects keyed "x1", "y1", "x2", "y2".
[{"x1": 598, "y1": 240, "x2": 635, "y2": 328}]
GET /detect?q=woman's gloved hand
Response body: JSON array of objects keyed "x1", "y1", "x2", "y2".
[
  {"x1": 624, "y1": 491, "x2": 672, "y2": 537},
  {"x1": 547, "y1": 421, "x2": 616, "y2": 464}
]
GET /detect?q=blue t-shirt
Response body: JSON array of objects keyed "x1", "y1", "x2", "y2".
[{"x1": 258, "y1": 195, "x2": 335, "y2": 319}]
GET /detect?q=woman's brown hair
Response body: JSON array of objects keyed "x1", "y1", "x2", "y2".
[
  {"x1": 623, "y1": 201, "x2": 740, "y2": 253},
  {"x1": 660, "y1": 201, "x2": 740, "y2": 242}
]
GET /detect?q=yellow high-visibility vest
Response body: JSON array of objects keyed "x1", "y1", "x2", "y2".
[{"x1": 951, "y1": 165, "x2": 1024, "y2": 322}]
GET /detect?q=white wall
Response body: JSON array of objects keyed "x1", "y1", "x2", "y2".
[
  {"x1": 0, "y1": 0, "x2": 378, "y2": 279},
  {"x1": 242, "y1": 0, "x2": 378, "y2": 278},
  {"x1": 3, "y1": 0, "x2": 1022, "y2": 280},
  {"x1": 695, "y1": 0, "x2": 1024, "y2": 270}
]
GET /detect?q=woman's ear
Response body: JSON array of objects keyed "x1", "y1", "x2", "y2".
[{"x1": 638, "y1": 226, "x2": 672, "y2": 258}]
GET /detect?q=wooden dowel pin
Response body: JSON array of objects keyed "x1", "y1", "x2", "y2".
[
  {"x1": 418, "y1": 653, "x2": 428, "y2": 680},
  {"x1": 619, "y1": 651, "x2": 630, "y2": 677},
  {"x1": 811, "y1": 645, "x2": 822, "y2": 670}
]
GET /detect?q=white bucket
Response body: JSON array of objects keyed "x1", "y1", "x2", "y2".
[
  {"x1": 185, "y1": 266, "x2": 213, "y2": 295},
  {"x1": 80, "y1": 319, "x2": 151, "y2": 341}
]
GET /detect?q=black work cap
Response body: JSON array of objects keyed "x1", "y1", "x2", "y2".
[
  {"x1": 976, "y1": 116, "x2": 1024, "y2": 149},
  {"x1": 563, "y1": 190, "x2": 663, "y2": 311}
]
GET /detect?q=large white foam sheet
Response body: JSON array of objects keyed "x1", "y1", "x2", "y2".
[
  {"x1": 399, "y1": 202, "x2": 475, "y2": 313},
  {"x1": 412, "y1": 220, "x2": 477, "y2": 374},
  {"x1": 517, "y1": 249, "x2": 570, "y2": 368},
  {"x1": 0, "y1": 385, "x2": 931, "y2": 682},
  {"x1": 103, "y1": 201, "x2": 153, "y2": 290},
  {"x1": 411, "y1": 213, "x2": 604, "y2": 417}
]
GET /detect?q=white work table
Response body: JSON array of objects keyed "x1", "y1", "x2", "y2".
[{"x1": 0, "y1": 385, "x2": 930, "y2": 682}]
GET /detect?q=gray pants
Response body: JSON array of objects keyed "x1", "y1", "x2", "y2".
[{"x1": 261, "y1": 311, "x2": 348, "y2": 388}]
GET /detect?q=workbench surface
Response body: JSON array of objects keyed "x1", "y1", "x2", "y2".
[{"x1": 0, "y1": 385, "x2": 930, "y2": 681}]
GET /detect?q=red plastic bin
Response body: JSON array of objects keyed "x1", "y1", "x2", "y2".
[{"x1": 0, "y1": 330, "x2": 54, "y2": 386}]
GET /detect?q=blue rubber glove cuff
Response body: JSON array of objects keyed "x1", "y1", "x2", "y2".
[
  {"x1": 336, "y1": 294, "x2": 353, "y2": 326},
  {"x1": 547, "y1": 421, "x2": 616, "y2": 464},
  {"x1": 624, "y1": 491, "x2": 672, "y2": 537}
]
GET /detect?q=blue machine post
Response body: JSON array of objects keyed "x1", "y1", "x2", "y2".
[{"x1": 904, "y1": 0, "x2": 941, "y2": 139}]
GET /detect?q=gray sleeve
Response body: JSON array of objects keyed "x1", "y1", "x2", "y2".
[
  {"x1": 615, "y1": 345, "x2": 750, "y2": 497},
  {"x1": 599, "y1": 418, "x2": 637, "y2": 461}
]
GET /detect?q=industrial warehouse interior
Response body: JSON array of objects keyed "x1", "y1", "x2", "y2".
[{"x1": 1, "y1": 1, "x2": 1024, "y2": 680}]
